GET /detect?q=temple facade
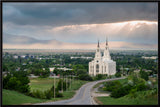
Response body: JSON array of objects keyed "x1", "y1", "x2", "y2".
[{"x1": 89, "y1": 38, "x2": 116, "y2": 76}]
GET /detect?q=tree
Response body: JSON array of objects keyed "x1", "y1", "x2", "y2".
[
  {"x1": 3, "y1": 71, "x2": 30, "y2": 93},
  {"x1": 139, "y1": 70, "x2": 149, "y2": 81},
  {"x1": 115, "y1": 72, "x2": 121, "y2": 77},
  {"x1": 77, "y1": 69, "x2": 87, "y2": 76},
  {"x1": 78, "y1": 74, "x2": 93, "y2": 81}
]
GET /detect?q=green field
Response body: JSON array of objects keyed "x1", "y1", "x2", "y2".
[
  {"x1": 3, "y1": 78, "x2": 88, "y2": 105},
  {"x1": 30, "y1": 78, "x2": 88, "y2": 91},
  {"x1": 30, "y1": 78, "x2": 59, "y2": 92},
  {"x1": 2, "y1": 89, "x2": 46, "y2": 105}
]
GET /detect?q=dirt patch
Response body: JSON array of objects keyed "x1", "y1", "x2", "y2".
[
  {"x1": 21, "y1": 103, "x2": 33, "y2": 105},
  {"x1": 93, "y1": 97, "x2": 103, "y2": 105}
]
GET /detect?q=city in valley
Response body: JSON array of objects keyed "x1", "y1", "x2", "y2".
[
  {"x1": 2, "y1": 2, "x2": 158, "y2": 105},
  {"x1": 2, "y1": 48, "x2": 158, "y2": 105}
]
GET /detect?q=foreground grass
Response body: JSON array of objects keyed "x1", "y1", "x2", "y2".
[
  {"x1": 2, "y1": 89, "x2": 46, "y2": 105},
  {"x1": 96, "y1": 93, "x2": 158, "y2": 105},
  {"x1": 3, "y1": 78, "x2": 88, "y2": 105},
  {"x1": 95, "y1": 78, "x2": 158, "y2": 105}
]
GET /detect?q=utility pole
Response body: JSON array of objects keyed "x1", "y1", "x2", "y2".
[
  {"x1": 52, "y1": 50, "x2": 55, "y2": 99},
  {"x1": 54, "y1": 74, "x2": 55, "y2": 99},
  {"x1": 70, "y1": 74, "x2": 71, "y2": 90},
  {"x1": 66, "y1": 74, "x2": 67, "y2": 91},
  {"x1": 61, "y1": 73, "x2": 63, "y2": 93}
]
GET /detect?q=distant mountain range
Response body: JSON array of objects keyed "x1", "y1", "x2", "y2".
[{"x1": 3, "y1": 33, "x2": 158, "y2": 50}]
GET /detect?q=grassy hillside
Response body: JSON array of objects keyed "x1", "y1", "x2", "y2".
[
  {"x1": 3, "y1": 78, "x2": 88, "y2": 105},
  {"x1": 96, "y1": 90, "x2": 158, "y2": 105},
  {"x1": 2, "y1": 89, "x2": 46, "y2": 105}
]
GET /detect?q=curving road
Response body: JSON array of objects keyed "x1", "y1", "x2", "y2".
[{"x1": 35, "y1": 77, "x2": 125, "y2": 105}]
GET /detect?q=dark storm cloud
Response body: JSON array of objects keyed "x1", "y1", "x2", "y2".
[{"x1": 3, "y1": 3, "x2": 158, "y2": 27}]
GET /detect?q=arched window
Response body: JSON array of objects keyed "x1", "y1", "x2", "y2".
[{"x1": 96, "y1": 64, "x2": 99, "y2": 72}]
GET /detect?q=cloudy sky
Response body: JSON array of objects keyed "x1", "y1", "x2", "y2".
[{"x1": 3, "y1": 2, "x2": 158, "y2": 50}]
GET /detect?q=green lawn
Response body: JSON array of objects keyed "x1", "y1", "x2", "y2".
[
  {"x1": 3, "y1": 78, "x2": 88, "y2": 105},
  {"x1": 2, "y1": 89, "x2": 46, "y2": 105}
]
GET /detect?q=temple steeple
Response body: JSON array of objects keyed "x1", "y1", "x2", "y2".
[
  {"x1": 103, "y1": 36, "x2": 111, "y2": 60},
  {"x1": 98, "y1": 39, "x2": 100, "y2": 47},
  {"x1": 95, "y1": 39, "x2": 101, "y2": 59},
  {"x1": 106, "y1": 36, "x2": 108, "y2": 46},
  {"x1": 89, "y1": 37, "x2": 116, "y2": 77}
]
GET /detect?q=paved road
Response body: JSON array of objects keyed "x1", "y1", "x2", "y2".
[{"x1": 35, "y1": 77, "x2": 125, "y2": 105}]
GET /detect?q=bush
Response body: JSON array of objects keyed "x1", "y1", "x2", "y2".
[
  {"x1": 115, "y1": 72, "x2": 121, "y2": 77},
  {"x1": 50, "y1": 85, "x2": 63, "y2": 98},
  {"x1": 111, "y1": 84, "x2": 133, "y2": 98},
  {"x1": 31, "y1": 90, "x2": 41, "y2": 98},
  {"x1": 3, "y1": 74, "x2": 11, "y2": 89},
  {"x1": 103, "y1": 81, "x2": 122, "y2": 92},
  {"x1": 57, "y1": 79, "x2": 62, "y2": 91},
  {"x1": 63, "y1": 81, "x2": 67, "y2": 91},
  {"x1": 50, "y1": 85, "x2": 55, "y2": 97},
  {"x1": 94, "y1": 74, "x2": 106, "y2": 80},
  {"x1": 18, "y1": 84, "x2": 30, "y2": 93},
  {"x1": 7, "y1": 77, "x2": 19, "y2": 90},
  {"x1": 129, "y1": 88, "x2": 137, "y2": 98},
  {"x1": 31, "y1": 90, "x2": 46, "y2": 99},
  {"x1": 56, "y1": 92, "x2": 63, "y2": 97},
  {"x1": 44, "y1": 89, "x2": 52, "y2": 99},
  {"x1": 136, "y1": 83, "x2": 147, "y2": 91},
  {"x1": 78, "y1": 74, "x2": 93, "y2": 81}
]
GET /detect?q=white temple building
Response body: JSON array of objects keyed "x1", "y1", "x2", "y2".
[{"x1": 89, "y1": 38, "x2": 116, "y2": 76}]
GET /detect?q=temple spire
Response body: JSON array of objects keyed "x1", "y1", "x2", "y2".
[
  {"x1": 106, "y1": 36, "x2": 108, "y2": 46},
  {"x1": 98, "y1": 39, "x2": 99, "y2": 47}
]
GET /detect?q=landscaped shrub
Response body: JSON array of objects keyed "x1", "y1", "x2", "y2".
[
  {"x1": 56, "y1": 92, "x2": 63, "y2": 97},
  {"x1": 18, "y1": 84, "x2": 30, "y2": 93},
  {"x1": 63, "y1": 81, "x2": 67, "y2": 91},
  {"x1": 31, "y1": 90, "x2": 46, "y2": 99},
  {"x1": 57, "y1": 79, "x2": 62, "y2": 91},
  {"x1": 44, "y1": 89, "x2": 52, "y2": 99},
  {"x1": 50, "y1": 85, "x2": 55, "y2": 97},
  {"x1": 31, "y1": 90, "x2": 41, "y2": 98}
]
